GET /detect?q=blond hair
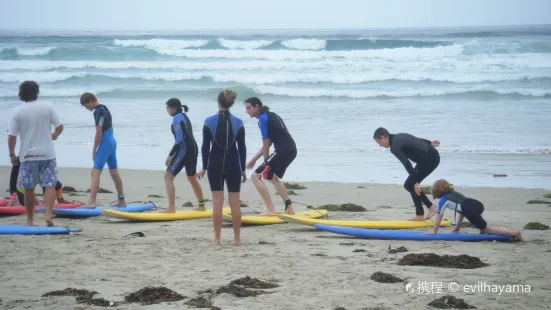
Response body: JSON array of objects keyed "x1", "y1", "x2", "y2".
[
  {"x1": 431, "y1": 179, "x2": 454, "y2": 199},
  {"x1": 218, "y1": 89, "x2": 237, "y2": 109}
]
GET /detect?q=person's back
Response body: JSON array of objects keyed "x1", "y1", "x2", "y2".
[
  {"x1": 93, "y1": 104, "x2": 114, "y2": 140},
  {"x1": 390, "y1": 133, "x2": 432, "y2": 165},
  {"x1": 12, "y1": 101, "x2": 58, "y2": 161},
  {"x1": 258, "y1": 111, "x2": 296, "y2": 152},
  {"x1": 171, "y1": 112, "x2": 197, "y2": 156},
  {"x1": 203, "y1": 110, "x2": 245, "y2": 174}
]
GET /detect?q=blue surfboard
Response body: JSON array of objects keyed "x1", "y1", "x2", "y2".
[
  {"x1": 0, "y1": 225, "x2": 81, "y2": 235},
  {"x1": 52, "y1": 203, "x2": 155, "y2": 217},
  {"x1": 314, "y1": 225, "x2": 513, "y2": 242}
]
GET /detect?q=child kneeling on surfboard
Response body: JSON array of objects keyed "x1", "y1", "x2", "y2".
[{"x1": 425, "y1": 179, "x2": 523, "y2": 241}]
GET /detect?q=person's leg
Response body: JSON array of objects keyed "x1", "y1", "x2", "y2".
[
  {"x1": 227, "y1": 172, "x2": 243, "y2": 246},
  {"x1": 38, "y1": 159, "x2": 58, "y2": 227},
  {"x1": 268, "y1": 153, "x2": 296, "y2": 215},
  {"x1": 185, "y1": 154, "x2": 206, "y2": 211},
  {"x1": 106, "y1": 142, "x2": 126, "y2": 207},
  {"x1": 271, "y1": 176, "x2": 295, "y2": 215},
  {"x1": 253, "y1": 155, "x2": 278, "y2": 215},
  {"x1": 18, "y1": 161, "x2": 38, "y2": 226},
  {"x1": 212, "y1": 190, "x2": 224, "y2": 245},
  {"x1": 81, "y1": 144, "x2": 108, "y2": 208},
  {"x1": 164, "y1": 171, "x2": 177, "y2": 213},
  {"x1": 403, "y1": 172, "x2": 425, "y2": 221},
  {"x1": 7, "y1": 163, "x2": 19, "y2": 206}
]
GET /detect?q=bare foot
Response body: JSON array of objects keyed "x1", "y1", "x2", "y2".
[
  {"x1": 46, "y1": 219, "x2": 55, "y2": 227},
  {"x1": 258, "y1": 211, "x2": 277, "y2": 216},
  {"x1": 26, "y1": 221, "x2": 34, "y2": 226},
  {"x1": 424, "y1": 206, "x2": 437, "y2": 220},
  {"x1": 213, "y1": 239, "x2": 221, "y2": 246},
  {"x1": 234, "y1": 240, "x2": 241, "y2": 246},
  {"x1": 408, "y1": 215, "x2": 426, "y2": 221},
  {"x1": 193, "y1": 206, "x2": 206, "y2": 211},
  {"x1": 78, "y1": 203, "x2": 97, "y2": 209},
  {"x1": 515, "y1": 231, "x2": 524, "y2": 241},
  {"x1": 110, "y1": 200, "x2": 127, "y2": 207},
  {"x1": 163, "y1": 208, "x2": 176, "y2": 213},
  {"x1": 285, "y1": 205, "x2": 295, "y2": 215}
]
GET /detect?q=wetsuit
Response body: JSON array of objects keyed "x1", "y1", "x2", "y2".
[
  {"x1": 201, "y1": 111, "x2": 246, "y2": 192},
  {"x1": 254, "y1": 111, "x2": 297, "y2": 180},
  {"x1": 389, "y1": 133, "x2": 440, "y2": 216},
  {"x1": 437, "y1": 190, "x2": 487, "y2": 230},
  {"x1": 167, "y1": 112, "x2": 198, "y2": 176},
  {"x1": 10, "y1": 157, "x2": 63, "y2": 205},
  {"x1": 93, "y1": 104, "x2": 118, "y2": 170}
]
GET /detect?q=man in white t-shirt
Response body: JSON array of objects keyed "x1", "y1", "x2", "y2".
[{"x1": 7, "y1": 81, "x2": 64, "y2": 227}]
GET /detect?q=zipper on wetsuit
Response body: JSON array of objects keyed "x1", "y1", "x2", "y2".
[{"x1": 222, "y1": 114, "x2": 229, "y2": 174}]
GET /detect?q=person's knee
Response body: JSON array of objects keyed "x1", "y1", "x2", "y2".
[{"x1": 164, "y1": 171, "x2": 174, "y2": 181}]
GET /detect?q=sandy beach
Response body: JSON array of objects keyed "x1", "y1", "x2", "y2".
[{"x1": 0, "y1": 165, "x2": 550, "y2": 309}]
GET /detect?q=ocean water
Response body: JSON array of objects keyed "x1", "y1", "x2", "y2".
[{"x1": 1, "y1": 25, "x2": 550, "y2": 189}]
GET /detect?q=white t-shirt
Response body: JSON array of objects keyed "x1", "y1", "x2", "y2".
[{"x1": 9, "y1": 101, "x2": 61, "y2": 162}]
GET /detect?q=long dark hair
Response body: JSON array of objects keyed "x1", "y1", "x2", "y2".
[
  {"x1": 166, "y1": 98, "x2": 189, "y2": 113},
  {"x1": 245, "y1": 96, "x2": 269, "y2": 113}
]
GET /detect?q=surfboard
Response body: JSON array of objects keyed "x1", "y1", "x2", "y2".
[
  {"x1": 0, "y1": 225, "x2": 82, "y2": 235},
  {"x1": 278, "y1": 214, "x2": 451, "y2": 229},
  {"x1": 0, "y1": 199, "x2": 9, "y2": 207},
  {"x1": 223, "y1": 209, "x2": 329, "y2": 225},
  {"x1": 52, "y1": 203, "x2": 155, "y2": 217},
  {"x1": 314, "y1": 225, "x2": 514, "y2": 241},
  {"x1": 102, "y1": 207, "x2": 232, "y2": 221},
  {"x1": 0, "y1": 202, "x2": 83, "y2": 215}
]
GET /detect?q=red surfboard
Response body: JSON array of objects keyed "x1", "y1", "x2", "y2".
[{"x1": 0, "y1": 202, "x2": 83, "y2": 215}]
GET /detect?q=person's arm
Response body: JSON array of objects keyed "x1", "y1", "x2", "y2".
[
  {"x1": 390, "y1": 142, "x2": 414, "y2": 174},
  {"x1": 452, "y1": 214, "x2": 464, "y2": 233},
  {"x1": 236, "y1": 126, "x2": 247, "y2": 171},
  {"x1": 201, "y1": 125, "x2": 211, "y2": 171},
  {"x1": 426, "y1": 198, "x2": 447, "y2": 234},
  {"x1": 258, "y1": 113, "x2": 271, "y2": 161},
  {"x1": 50, "y1": 107, "x2": 63, "y2": 140},
  {"x1": 8, "y1": 114, "x2": 18, "y2": 165},
  {"x1": 92, "y1": 110, "x2": 104, "y2": 157},
  {"x1": 169, "y1": 119, "x2": 183, "y2": 157}
]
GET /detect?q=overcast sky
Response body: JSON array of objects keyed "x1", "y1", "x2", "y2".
[{"x1": 1, "y1": 0, "x2": 550, "y2": 31}]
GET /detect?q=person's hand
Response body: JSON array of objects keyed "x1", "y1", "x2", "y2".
[
  {"x1": 414, "y1": 183, "x2": 421, "y2": 196},
  {"x1": 451, "y1": 227, "x2": 460, "y2": 234},
  {"x1": 92, "y1": 150, "x2": 96, "y2": 162},
  {"x1": 52, "y1": 132, "x2": 59, "y2": 141},
  {"x1": 241, "y1": 171, "x2": 247, "y2": 183},
  {"x1": 195, "y1": 169, "x2": 206, "y2": 180},
  {"x1": 431, "y1": 140, "x2": 440, "y2": 147},
  {"x1": 10, "y1": 155, "x2": 17, "y2": 166},
  {"x1": 246, "y1": 159, "x2": 256, "y2": 170},
  {"x1": 424, "y1": 231, "x2": 436, "y2": 235},
  {"x1": 165, "y1": 156, "x2": 172, "y2": 167}
]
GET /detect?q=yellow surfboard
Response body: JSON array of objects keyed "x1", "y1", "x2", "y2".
[
  {"x1": 102, "y1": 208, "x2": 231, "y2": 221},
  {"x1": 277, "y1": 214, "x2": 451, "y2": 229},
  {"x1": 222, "y1": 209, "x2": 328, "y2": 225}
]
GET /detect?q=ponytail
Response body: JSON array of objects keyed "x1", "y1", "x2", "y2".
[
  {"x1": 260, "y1": 105, "x2": 270, "y2": 113},
  {"x1": 182, "y1": 105, "x2": 189, "y2": 113}
]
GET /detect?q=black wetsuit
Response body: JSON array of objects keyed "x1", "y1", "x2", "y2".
[
  {"x1": 201, "y1": 111, "x2": 246, "y2": 192},
  {"x1": 389, "y1": 133, "x2": 440, "y2": 216},
  {"x1": 254, "y1": 111, "x2": 297, "y2": 180}
]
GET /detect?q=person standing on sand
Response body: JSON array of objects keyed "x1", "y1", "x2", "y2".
[
  {"x1": 195, "y1": 89, "x2": 246, "y2": 246},
  {"x1": 373, "y1": 127, "x2": 440, "y2": 221},
  {"x1": 8, "y1": 81, "x2": 64, "y2": 226},
  {"x1": 164, "y1": 98, "x2": 205, "y2": 213},
  {"x1": 79, "y1": 92, "x2": 126, "y2": 209},
  {"x1": 426, "y1": 179, "x2": 523, "y2": 241},
  {"x1": 244, "y1": 97, "x2": 297, "y2": 216}
]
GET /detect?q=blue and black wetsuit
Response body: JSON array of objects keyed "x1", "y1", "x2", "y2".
[
  {"x1": 389, "y1": 133, "x2": 440, "y2": 216},
  {"x1": 254, "y1": 111, "x2": 297, "y2": 180},
  {"x1": 437, "y1": 190, "x2": 487, "y2": 230},
  {"x1": 167, "y1": 112, "x2": 198, "y2": 177},
  {"x1": 201, "y1": 110, "x2": 246, "y2": 192},
  {"x1": 93, "y1": 104, "x2": 118, "y2": 170}
]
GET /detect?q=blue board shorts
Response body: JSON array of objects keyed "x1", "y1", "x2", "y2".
[
  {"x1": 94, "y1": 136, "x2": 118, "y2": 170},
  {"x1": 18, "y1": 159, "x2": 57, "y2": 190}
]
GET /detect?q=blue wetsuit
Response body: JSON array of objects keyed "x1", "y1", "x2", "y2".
[
  {"x1": 167, "y1": 112, "x2": 198, "y2": 177},
  {"x1": 201, "y1": 110, "x2": 246, "y2": 192},
  {"x1": 93, "y1": 104, "x2": 117, "y2": 170},
  {"x1": 254, "y1": 111, "x2": 297, "y2": 180}
]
